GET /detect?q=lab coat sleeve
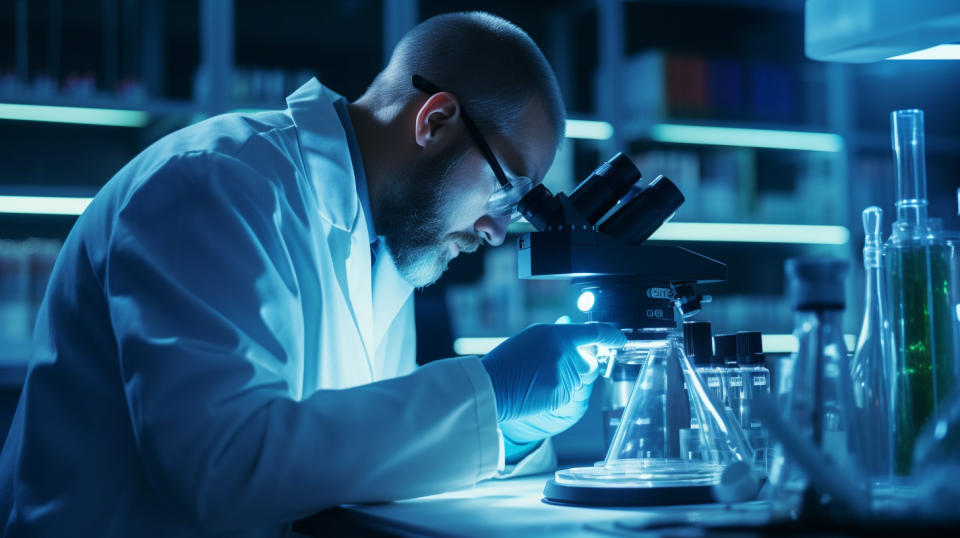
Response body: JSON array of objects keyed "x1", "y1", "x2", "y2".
[{"x1": 105, "y1": 152, "x2": 500, "y2": 531}]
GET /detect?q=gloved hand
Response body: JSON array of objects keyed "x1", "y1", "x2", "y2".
[{"x1": 480, "y1": 323, "x2": 626, "y2": 430}]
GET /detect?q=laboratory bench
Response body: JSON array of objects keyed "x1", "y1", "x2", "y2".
[
  {"x1": 294, "y1": 472, "x2": 772, "y2": 537},
  {"x1": 294, "y1": 472, "x2": 960, "y2": 537}
]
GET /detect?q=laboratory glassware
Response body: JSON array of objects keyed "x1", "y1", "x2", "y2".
[
  {"x1": 736, "y1": 331, "x2": 771, "y2": 475},
  {"x1": 768, "y1": 257, "x2": 862, "y2": 517},
  {"x1": 714, "y1": 333, "x2": 740, "y2": 412},
  {"x1": 545, "y1": 332, "x2": 753, "y2": 506},
  {"x1": 943, "y1": 230, "x2": 960, "y2": 385},
  {"x1": 685, "y1": 321, "x2": 723, "y2": 407},
  {"x1": 885, "y1": 109, "x2": 957, "y2": 476},
  {"x1": 908, "y1": 389, "x2": 960, "y2": 519},
  {"x1": 601, "y1": 360, "x2": 644, "y2": 452},
  {"x1": 851, "y1": 206, "x2": 893, "y2": 481}
]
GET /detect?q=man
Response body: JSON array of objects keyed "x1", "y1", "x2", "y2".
[{"x1": 0, "y1": 11, "x2": 624, "y2": 537}]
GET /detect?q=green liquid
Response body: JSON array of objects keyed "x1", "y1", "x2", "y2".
[{"x1": 888, "y1": 242, "x2": 956, "y2": 475}]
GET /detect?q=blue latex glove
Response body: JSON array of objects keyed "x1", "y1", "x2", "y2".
[
  {"x1": 481, "y1": 323, "x2": 626, "y2": 448},
  {"x1": 499, "y1": 373, "x2": 597, "y2": 446}
]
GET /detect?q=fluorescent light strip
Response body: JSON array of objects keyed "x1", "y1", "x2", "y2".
[
  {"x1": 454, "y1": 334, "x2": 856, "y2": 356},
  {"x1": 649, "y1": 222, "x2": 850, "y2": 245},
  {"x1": 565, "y1": 119, "x2": 613, "y2": 140},
  {"x1": 453, "y1": 337, "x2": 507, "y2": 356},
  {"x1": 508, "y1": 220, "x2": 850, "y2": 245},
  {"x1": 0, "y1": 103, "x2": 149, "y2": 127},
  {"x1": 651, "y1": 123, "x2": 844, "y2": 152},
  {"x1": 224, "y1": 112, "x2": 614, "y2": 141},
  {"x1": 889, "y1": 44, "x2": 960, "y2": 60},
  {"x1": 0, "y1": 195, "x2": 92, "y2": 215},
  {"x1": 763, "y1": 334, "x2": 856, "y2": 354}
]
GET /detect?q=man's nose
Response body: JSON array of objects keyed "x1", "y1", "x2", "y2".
[{"x1": 474, "y1": 214, "x2": 509, "y2": 246}]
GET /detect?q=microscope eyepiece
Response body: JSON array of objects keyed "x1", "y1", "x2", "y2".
[
  {"x1": 517, "y1": 184, "x2": 556, "y2": 231},
  {"x1": 568, "y1": 152, "x2": 641, "y2": 224},
  {"x1": 517, "y1": 152, "x2": 642, "y2": 231},
  {"x1": 599, "y1": 175, "x2": 684, "y2": 245}
]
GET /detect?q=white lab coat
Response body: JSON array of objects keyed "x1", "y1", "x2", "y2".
[{"x1": 0, "y1": 80, "x2": 502, "y2": 537}]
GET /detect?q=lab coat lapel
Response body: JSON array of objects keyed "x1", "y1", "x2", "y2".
[
  {"x1": 286, "y1": 78, "x2": 376, "y2": 373},
  {"x1": 371, "y1": 241, "x2": 414, "y2": 351},
  {"x1": 345, "y1": 218, "x2": 375, "y2": 364}
]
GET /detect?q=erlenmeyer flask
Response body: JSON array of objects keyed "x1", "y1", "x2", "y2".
[
  {"x1": 544, "y1": 332, "x2": 754, "y2": 506},
  {"x1": 768, "y1": 257, "x2": 864, "y2": 517}
]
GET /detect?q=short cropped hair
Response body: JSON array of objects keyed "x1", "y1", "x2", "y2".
[{"x1": 368, "y1": 11, "x2": 566, "y2": 154}]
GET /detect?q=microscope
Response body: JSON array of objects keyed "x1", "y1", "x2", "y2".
[
  {"x1": 517, "y1": 153, "x2": 725, "y2": 328},
  {"x1": 517, "y1": 154, "x2": 755, "y2": 506}
]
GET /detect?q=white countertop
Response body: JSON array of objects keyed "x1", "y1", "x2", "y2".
[{"x1": 338, "y1": 472, "x2": 770, "y2": 537}]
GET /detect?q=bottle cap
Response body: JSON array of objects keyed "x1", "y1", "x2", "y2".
[
  {"x1": 683, "y1": 321, "x2": 713, "y2": 366},
  {"x1": 736, "y1": 331, "x2": 764, "y2": 365},
  {"x1": 713, "y1": 333, "x2": 738, "y2": 366},
  {"x1": 784, "y1": 257, "x2": 849, "y2": 311}
]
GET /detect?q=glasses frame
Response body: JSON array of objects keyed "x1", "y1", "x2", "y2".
[{"x1": 412, "y1": 74, "x2": 515, "y2": 193}]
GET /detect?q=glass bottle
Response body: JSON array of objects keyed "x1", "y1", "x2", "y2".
[
  {"x1": 684, "y1": 321, "x2": 723, "y2": 409},
  {"x1": 737, "y1": 331, "x2": 771, "y2": 475},
  {"x1": 885, "y1": 109, "x2": 957, "y2": 476},
  {"x1": 769, "y1": 257, "x2": 862, "y2": 516},
  {"x1": 851, "y1": 207, "x2": 893, "y2": 481},
  {"x1": 714, "y1": 333, "x2": 740, "y2": 413}
]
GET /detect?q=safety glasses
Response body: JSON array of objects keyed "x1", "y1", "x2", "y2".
[{"x1": 412, "y1": 74, "x2": 533, "y2": 221}]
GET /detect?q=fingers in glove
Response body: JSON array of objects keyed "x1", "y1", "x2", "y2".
[
  {"x1": 560, "y1": 322, "x2": 628, "y2": 348},
  {"x1": 569, "y1": 379, "x2": 595, "y2": 403}
]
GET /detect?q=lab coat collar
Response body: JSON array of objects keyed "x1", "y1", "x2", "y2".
[
  {"x1": 285, "y1": 78, "x2": 359, "y2": 233},
  {"x1": 286, "y1": 78, "x2": 414, "y2": 364}
]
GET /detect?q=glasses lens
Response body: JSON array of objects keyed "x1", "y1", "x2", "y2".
[{"x1": 487, "y1": 175, "x2": 534, "y2": 219}]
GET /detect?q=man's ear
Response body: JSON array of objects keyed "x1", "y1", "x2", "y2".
[{"x1": 414, "y1": 92, "x2": 461, "y2": 149}]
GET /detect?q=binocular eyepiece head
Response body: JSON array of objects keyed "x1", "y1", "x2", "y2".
[{"x1": 517, "y1": 152, "x2": 684, "y2": 245}]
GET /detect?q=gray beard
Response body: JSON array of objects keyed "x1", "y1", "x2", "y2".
[{"x1": 378, "y1": 150, "x2": 480, "y2": 288}]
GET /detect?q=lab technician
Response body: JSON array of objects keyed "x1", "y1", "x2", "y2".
[{"x1": 0, "y1": 11, "x2": 624, "y2": 538}]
